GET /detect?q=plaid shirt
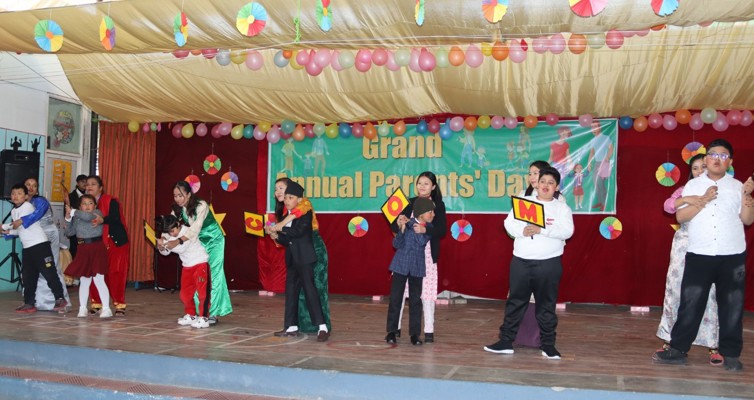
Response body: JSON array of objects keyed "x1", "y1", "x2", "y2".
[{"x1": 389, "y1": 219, "x2": 431, "y2": 277}]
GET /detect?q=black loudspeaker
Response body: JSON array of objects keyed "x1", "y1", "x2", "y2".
[{"x1": 0, "y1": 150, "x2": 40, "y2": 199}]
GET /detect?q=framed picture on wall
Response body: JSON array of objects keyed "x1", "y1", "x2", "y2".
[
  {"x1": 44, "y1": 155, "x2": 78, "y2": 204},
  {"x1": 47, "y1": 97, "x2": 82, "y2": 155}
]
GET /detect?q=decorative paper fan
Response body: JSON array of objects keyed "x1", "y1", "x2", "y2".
[
  {"x1": 656, "y1": 163, "x2": 680, "y2": 187},
  {"x1": 415, "y1": 0, "x2": 425, "y2": 26},
  {"x1": 99, "y1": 16, "x2": 116, "y2": 51},
  {"x1": 347, "y1": 216, "x2": 369, "y2": 237},
  {"x1": 173, "y1": 12, "x2": 188, "y2": 47},
  {"x1": 184, "y1": 174, "x2": 201, "y2": 193},
  {"x1": 203, "y1": 154, "x2": 222, "y2": 175},
  {"x1": 681, "y1": 141, "x2": 706, "y2": 163},
  {"x1": 727, "y1": 165, "x2": 734, "y2": 177},
  {"x1": 34, "y1": 20, "x2": 64, "y2": 52},
  {"x1": 316, "y1": 0, "x2": 333, "y2": 31},
  {"x1": 599, "y1": 217, "x2": 622, "y2": 240},
  {"x1": 451, "y1": 219, "x2": 473, "y2": 242},
  {"x1": 568, "y1": 0, "x2": 608, "y2": 17},
  {"x1": 482, "y1": 0, "x2": 509, "y2": 23},
  {"x1": 236, "y1": 2, "x2": 267, "y2": 37},
  {"x1": 221, "y1": 171, "x2": 239, "y2": 192},
  {"x1": 652, "y1": 0, "x2": 679, "y2": 17}
]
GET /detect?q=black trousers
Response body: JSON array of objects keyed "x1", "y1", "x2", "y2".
[
  {"x1": 499, "y1": 255, "x2": 562, "y2": 346},
  {"x1": 670, "y1": 252, "x2": 746, "y2": 357},
  {"x1": 22, "y1": 242, "x2": 65, "y2": 305},
  {"x1": 284, "y1": 261, "x2": 324, "y2": 329},
  {"x1": 386, "y1": 272, "x2": 423, "y2": 336}
]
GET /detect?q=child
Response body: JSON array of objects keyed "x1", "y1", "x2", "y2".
[
  {"x1": 386, "y1": 196, "x2": 435, "y2": 346},
  {"x1": 269, "y1": 181, "x2": 329, "y2": 342},
  {"x1": 281, "y1": 138, "x2": 302, "y2": 175},
  {"x1": 1, "y1": 184, "x2": 67, "y2": 313},
  {"x1": 567, "y1": 163, "x2": 589, "y2": 210},
  {"x1": 64, "y1": 194, "x2": 113, "y2": 318},
  {"x1": 459, "y1": 129, "x2": 476, "y2": 168},
  {"x1": 485, "y1": 167, "x2": 574, "y2": 359},
  {"x1": 549, "y1": 127, "x2": 571, "y2": 178},
  {"x1": 156, "y1": 215, "x2": 210, "y2": 329}
]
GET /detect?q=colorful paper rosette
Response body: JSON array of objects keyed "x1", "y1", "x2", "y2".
[
  {"x1": 656, "y1": 163, "x2": 681, "y2": 187},
  {"x1": 203, "y1": 154, "x2": 221, "y2": 175},
  {"x1": 347, "y1": 216, "x2": 369, "y2": 237},
  {"x1": 482, "y1": 0, "x2": 508, "y2": 23},
  {"x1": 236, "y1": 2, "x2": 267, "y2": 37},
  {"x1": 415, "y1": 0, "x2": 425, "y2": 26},
  {"x1": 681, "y1": 142, "x2": 705, "y2": 163},
  {"x1": 599, "y1": 217, "x2": 622, "y2": 240},
  {"x1": 451, "y1": 219, "x2": 473, "y2": 242},
  {"x1": 173, "y1": 12, "x2": 188, "y2": 47},
  {"x1": 316, "y1": 0, "x2": 333, "y2": 32},
  {"x1": 184, "y1": 174, "x2": 201, "y2": 194},
  {"x1": 651, "y1": 0, "x2": 679, "y2": 17},
  {"x1": 99, "y1": 16, "x2": 116, "y2": 51},
  {"x1": 221, "y1": 171, "x2": 239, "y2": 192},
  {"x1": 568, "y1": 0, "x2": 608, "y2": 17},
  {"x1": 34, "y1": 19, "x2": 64, "y2": 52}
]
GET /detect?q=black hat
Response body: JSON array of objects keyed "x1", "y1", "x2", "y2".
[
  {"x1": 413, "y1": 197, "x2": 435, "y2": 217},
  {"x1": 285, "y1": 181, "x2": 305, "y2": 197},
  {"x1": 76, "y1": 174, "x2": 89, "y2": 182}
]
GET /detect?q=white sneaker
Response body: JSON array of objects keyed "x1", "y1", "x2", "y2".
[
  {"x1": 191, "y1": 317, "x2": 210, "y2": 329},
  {"x1": 77, "y1": 307, "x2": 88, "y2": 318},
  {"x1": 177, "y1": 314, "x2": 195, "y2": 326},
  {"x1": 100, "y1": 308, "x2": 113, "y2": 318}
]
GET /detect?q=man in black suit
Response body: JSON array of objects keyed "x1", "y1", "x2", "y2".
[
  {"x1": 67, "y1": 174, "x2": 88, "y2": 258},
  {"x1": 270, "y1": 181, "x2": 329, "y2": 342}
]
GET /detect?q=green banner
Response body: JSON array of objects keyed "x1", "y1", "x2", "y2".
[{"x1": 269, "y1": 119, "x2": 617, "y2": 214}]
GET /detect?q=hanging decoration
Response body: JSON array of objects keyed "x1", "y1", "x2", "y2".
[
  {"x1": 316, "y1": 0, "x2": 332, "y2": 31},
  {"x1": 99, "y1": 16, "x2": 116, "y2": 51},
  {"x1": 651, "y1": 0, "x2": 679, "y2": 17},
  {"x1": 415, "y1": 0, "x2": 425, "y2": 26},
  {"x1": 451, "y1": 219, "x2": 473, "y2": 242},
  {"x1": 220, "y1": 171, "x2": 239, "y2": 192},
  {"x1": 656, "y1": 163, "x2": 680, "y2": 187},
  {"x1": 482, "y1": 0, "x2": 508, "y2": 23},
  {"x1": 209, "y1": 204, "x2": 227, "y2": 236},
  {"x1": 599, "y1": 217, "x2": 623, "y2": 240},
  {"x1": 204, "y1": 154, "x2": 222, "y2": 175},
  {"x1": 185, "y1": 174, "x2": 201, "y2": 193},
  {"x1": 347, "y1": 216, "x2": 369, "y2": 237},
  {"x1": 569, "y1": 0, "x2": 608, "y2": 17},
  {"x1": 236, "y1": 2, "x2": 268, "y2": 37},
  {"x1": 173, "y1": 12, "x2": 189, "y2": 47},
  {"x1": 34, "y1": 20, "x2": 64, "y2": 52},
  {"x1": 681, "y1": 142, "x2": 706, "y2": 163}
]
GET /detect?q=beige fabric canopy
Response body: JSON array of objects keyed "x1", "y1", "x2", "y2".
[{"x1": 2, "y1": 0, "x2": 754, "y2": 123}]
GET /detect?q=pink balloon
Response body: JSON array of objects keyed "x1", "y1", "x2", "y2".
[
  {"x1": 508, "y1": 40, "x2": 527, "y2": 63},
  {"x1": 211, "y1": 124, "x2": 221, "y2": 138},
  {"x1": 352, "y1": 122, "x2": 364, "y2": 138},
  {"x1": 171, "y1": 123, "x2": 183, "y2": 138},
  {"x1": 306, "y1": 60, "x2": 324, "y2": 76},
  {"x1": 465, "y1": 45, "x2": 484, "y2": 68},
  {"x1": 427, "y1": 119, "x2": 441, "y2": 134},
  {"x1": 532, "y1": 37, "x2": 548, "y2": 54},
  {"x1": 418, "y1": 48, "x2": 436, "y2": 71},
  {"x1": 267, "y1": 129, "x2": 281, "y2": 144},
  {"x1": 253, "y1": 126, "x2": 266, "y2": 140},
  {"x1": 245, "y1": 51, "x2": 264, "y2": 70},
  {"x1": 713, "y1": 112, "x2": 729, "y2": 132},
  {"x1": 689, "y1": 113, "x2": 704, "y2": 130},
  {"x1": 545, "y1": 113, "x2": 559, "y2": 126},
  {"x1": 549, "y1": 33, "x2": 566, "y2": 55},
  {"x1": 636, "y1": 29, "x2": 650, "y2": 37},
  {"x1": 386, "y1": 50, "x2": 400, "y2": 71},
  {"x1": 578, "y1": 114, "x2": 593, "y2": 127},
  {"x1": 504, "y1": 117, "x2": 518, "y2": 129},
  {"x1": 741, "y1": 110, "x2": 753, "y2": 126},
  {"x1": 647, "y1": 113, "x2": 663, "y2": 129},
  {"x1": 605, "y1": 30, "x2": 624, "y2": 49},
  {"x1": 296, "y1": 50, "x2": 310, "y2": 66},
  {"x1": 372, "y1": 49, "x2": 388, "y2": 66},
  {"x1": 409, "y1": 49, "x2": 422, "y2": 72},
  {"x1": 172, "y1": 50, "x2": 189, "y2": 59},
  {"x1": 449, "y1": 116, "x2": 464, "y2": 132},
  {"x1": 330, "y1": 50, "x2": 343, "y2": 71},
  {"x1": 490, "y1": 116, "x2": 505, "y2": 129},
  {"x1": 621, "y1": 30, "x2": 636, "y2": 38},
  {"x1": 218, "y1": 122, "x2": 232, "y2": 136},
  {"x1": 355, "y1": 61, "x2": 371, "y2": 72},
  {"x1": 195, "y1": 123, "x2": 208, "y2": 137},
  {"x1": 356, "y1": 49, "x2": 372, "y2": 64},
  {"x1": 313, "y1": 49, "x2": 332, "y2": 67},
  {"x1": 726, "y1": 109, "x2": 742, "y2": 126},
  {"x1": 662, "y1": 115, "x2": 678, "y2": 131},
  {"x1": 201, "y1": 49, "x2": 218, "y2": 59},
  {"x1": 142, "y1": 123, "x2": 150, "y2": 133},
  {"x1": 304, "y1": 124, "x2": 316, "y2": 138},
  {"x1": 277, "y1": 125, "x2": 291, "y2": 140}
]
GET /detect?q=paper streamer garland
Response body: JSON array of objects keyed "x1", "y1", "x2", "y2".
[
  {"x1": 99, "y1": 16, "x2": 116, "y2": 51},
  {"x1": 34, "y1": 20, "x2": 64, "y2": 52},
  {"x1": 652, "y1": 0, "x2": 679, "y2": 17},
  {"x1": 569, "y1": 0, "x2": 608, "y2": 17},
  {"x1": 347, "y1": 216, "x2": 369, "y2": 237},
  {"x1": 482, "y1": 0, "x2": 508, "y2": 23},
  {"x1": 204, "y1": 154, "x2": 221, "y2": 175},
  {"x1": 220, "y1": 171, "x2": 239, "y2": 192},
  {"x1": 682, "y1": 142, "x2": 706, "y2": 163},
  {"x1": 316, "y1": 0, "x2": 332, "y2": 31},
  {"x1": 236, "y1": 2, "x2": 267, "y2": 37},
  {"x1": 184, "y1": 174, "x2": 201, "y2": 193},
  {"x1": 656, "y1": 163, "x2": 680, "y2": 187},
  {"x1": 451, "y1": 219, "x2": 473, "y2": 242},
  {"x1": 174, "y1": 12, "x2": 188, "y2": 47},
  {"x1": 599, "y1": 217, "x2": 622, "y2": 240}
]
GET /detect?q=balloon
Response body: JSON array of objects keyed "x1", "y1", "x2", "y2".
[
  {"x1": 408, "y1": 48, "x2": 421, "y2": 72},
  {"x1": 229, "y1": 124, "x2": 243, "y2": 139},
  {"x1": 230, "y1": 51, "x2": 246, "y2": 65},
  {"x1": 726, "y1": 109, "x2": 742, "y2": 126},
  {"x1": 523, "y1": 115, "x2": 538, "y2": 129},
  {"x1": 464, "y1": 116, "x2": 477, "y2": 131},
  {"x1": 520, "y1": 39, "x2": 529, "y2": 52},
  {"x1": 504, "y1": 117, "x2": 518, "y2": 129},
  {"x1": 196, "y1": 123, "x2": 208, "y2": 137},
  {"x1": 448, "y1": 46, "x2": 465, "y2": 66},
  {"x1": 330, "y1": 50, "x2": 343, "y2": 71},
  {"x1": 545, "y1": 113, "x2": 559, "y2": 126},
  {"x1": 289, "y1": 51, "x2": 304, "y2": 70},
  {"x1": 663, "y1": 115, "x2": 678, "y2": 131},
  {"x1": 578, "y1": 114, "x2": 593, "y2": 127},
  {"x1": 305, "y1": 60, "x2": 324, "y2": 76},
  {"x1": 172, "y1": 123, "x2": 183, "y2": 138},
  {"x1": 201, "y1": 48, "x2": 218, "y2": 59},
  {"x1": 364, "y1": 122, "x2": 377, "y2": 139},
  {"x1": 491, "y1": 41, "x2": 508, "y2": 61},
  {"x1": 352, "y1": 122, "x2": 364, "y2": 138},
  {"x1": 292, "y1": 125, "x2": 305, "y2": 141},
  {"x1": 253, "y1": 126, "x2": 266, "y2": 140},
  {"x1": 281, "y1": 119, "x2": 295, "y2": 134},
  {"x1": 533, "y1": 37, "x2": 548, "y2": 54},
  {"x1": 142, "y1": 123, "x2": 150, "y2": 133},
  {"x1": 427, "y1": 118, "x2": 441, "y2": 134},
  {"x1": 636, "y1": 29, "x2": 650, "y2": 37},
  {"x1": 296, "y1": 50, "x2": 310, "y2": 66},
  {"x1": 259, "y1": 121, "x2": 272, "y2": 133},
  {"x1": 372, "y1": 49, "x2": 388, "y2": 66},
  {"x1": 338, "y1": 123, "x2": 352, "y2": 138},
  {"x1": 675, "y1": 109, "x2": 691, "y2": 124},
  {"x1": 127, "y1": 120, "x2": 139, "y2": 133},
  {"x1": 568, "y1": 33, "x2": 587, "y2": 55},
  {"x1": 481, "y1": 42, "x2": 492, "y2": 56},
  {"x1": 313, "y1": 49, "x2": 332, "y2": 67},
  {"x1": 490, "y1": 116, "x2": 505, "y2": 129},
  {"x1": 273, "y1": 50, "x2": 289, "y2": 68},
  {"x1": 150, "y1": 122, "x2": 157, "y2": 132},
  {"x1": 439, "y1": 120, "x2": 453, "y2": 140},
  {"x1": 741, "y1": 110, "x2": 753, "y2": 126},
  {"x1": 651, "y1": 24, "x2": 666, "y2": 31},
  {"x1": 216, "y1": 50, "x2": 231, "y2": 66},
  {"x1": 385, "y1": 50, "x2": 400, "y2": 71},
  {"x1": 242, "y1": 124, "x2": 254, "y2": 139},
  {"x1": 435, "y1": 48, "x2": 450, "y2": 67},
  {"x1": 377, "y1": 121, "x2": 390, "y2": 137},
  {"x1": 304, "y1": 124, "x2": 316, "y2": 138},
  {"x1": 313, "y1": 122, "x2": 326, "y2": 136},
  {"x1": 633, "y1": 116, "x2": 648, "y2": 132},
  {"x1": 338, "y1": 50, "x2": 355, "y2": 69},
  {"x1": 190, "y1": 49, "x2": 202, "y2": 56},
  {"x1": 182, "y1": 123, "x2": 194, "y2": 139},
  {"x1": 269, "y1": 125, "x2": 282, "y2": 141},
  {"x1": 712, "y1": 112, "x2": 729, "y2": 132},
  {"x1": 449, "y1": 116, "x2": 464, "y2": 132},
  {"x1": 586, "y1": 34, "x2": 605, "y2": 49},
  {"x1": 326, "y1": 123, "x2": 339, "y2": 139},
  {"x1": 465, "y1": 45, "x2": 484, "y2": 68},
  {"x1": 281, "y1": 49, "x2": 293, "y2": 59},
  {"x1": 218, "y1": 122, "x2": 232, "y2": 136},
  {"x1": 618, "y1": 116, "x2": 633, "y2": 130},
  {"x1": 700, "y1": 107, "x2": 717, "y2": 124},
  {"x1": 394, "y1": 49, "x2": 411, "y2": 66},
  {"x1": 477, "y1": 115, "x2": 491, "y2": 129},
  {"x1": 355, "y1": 61, "x2": 371, "y2": 73},
  {"x1": 172, "y1": 49, "x2": 189, "y2": 59},
  {"x1": 418, "y1": 48, "x2": 436, "y2": 71},
  {"x1": 508, "y1": 40, "x2": 527, "y2": 63},
  {"x1": 267, "y1": 129, "x2": 280, "y2": 144},
  {"x1": 415, "y1": 120, "x2": 428, "y2": 134},
  {"x1": 647, "y1": 113, "x2": 663, "y2": 129},
  {"x1": 356, "y1": 49, "x2": 372, "y2": 64},
  {"x1": 211, "y1": 124, "x2": 221, "y2": 138},
  {"x1": 549, "y1": 33, "x2": 566, "y2": 55},
  {"x1": 245, "y1": 51, "x2": 264, "y2": 70},
  {"x1": 393, "y1": 120, "x2": 406, "y2": 136},
  {"x1": 605, "y1": 30, "x2": 624, "y2": 49},
  {"x1": 689, "y1": 113, "x2": 704, "y2": 130}
]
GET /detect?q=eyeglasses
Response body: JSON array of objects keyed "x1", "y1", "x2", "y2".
[{"x1": 707, "y1": 152, "x2": 730, "y2": 161}]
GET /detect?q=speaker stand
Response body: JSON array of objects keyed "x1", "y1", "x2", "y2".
[{"x1": 0, "y1": 208, "x2": 23, "y2": 291}]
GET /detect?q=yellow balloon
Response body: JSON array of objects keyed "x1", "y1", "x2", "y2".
[
  {"x1": 258, "y1": 121, "x2": 272, "y2": 133},
  {"x1": 127, "y1": 120, "x2": 139, "y2": 133},
  {"x1": 231, "y1": 124, "x2": 244, "y2": 139},
  {"x1": 289, "y1": 50, "x2": 304, "y2": 70},
  {"x1": 477, "y1": 115, "x2": 491, "y2": 129},
  {"x1": 481, "y1": 42, "x2": 493, "y2": 57},
  {"x1": 181, "y1": 123, "x2": 194, "y2": 138},
  {"x1": 325, "y1": 123, "x2": 339, "y2": 139},
  {"x1": 230, "y1": 51, "x2": 246, "y2": 64}
]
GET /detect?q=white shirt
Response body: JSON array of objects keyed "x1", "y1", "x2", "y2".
[
  {"x1": 505, "y1": 195, "x2": 574, "y2": 259},
  {"x1": 680, "y1": 172, "x2": 745, "y2": 255},
  {"x1": 158, "y1": 226, "x2": 209, "y2": 267},
  {"x1": 3, "y1": 202, "x2": 48, "y2": 248},
  {"x1": 173, "y1": 201, "x2": 209, "y2": 241}
]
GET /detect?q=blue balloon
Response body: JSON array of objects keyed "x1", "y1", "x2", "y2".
[
  {"x1": 416, "y1": 120, "x2": 428, "y2": 134},
  {"x1": 439, "y1": 124, "x2": 453, "y2": 140},
  {"x1": 619, "y1": 116, "x2": 633, "y2": 130},
  {"x1": 338, "y1": 123, "x2": 352, "y2": 138},
  {"x1": 273, "y1": 50, "x2": 289, "y2": 68},
  {"x1": 281, "y1": 119, "x2": 295, "y2": 134},
  {"x1": 242, "y1": 124, "x2": 254, "y2": 139}
]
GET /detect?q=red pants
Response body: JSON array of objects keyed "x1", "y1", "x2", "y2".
[
  {"x1": 91, "y1": 243, "x2": 130, "y2": 310},
  {"x1": 181, "y1": 262, "x2": 209, "y2": 317}
]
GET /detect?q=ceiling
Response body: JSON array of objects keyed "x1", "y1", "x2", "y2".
[{"x1": 2, "y1": 0, "x2": 754, "y2": 124}]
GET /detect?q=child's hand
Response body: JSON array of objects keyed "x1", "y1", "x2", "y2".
[
  {"x1": 11, "y1": 219, "x2": 22, "y2": 230},
  {"x1": 413, "y1": 223, "x2": 426, "y2": 234},
  {"x1": 523, "y1": 225, "x2": 541, "y2": 237},
  {"x1": 272, "y1": 222, "x2": 285, "y2": 232},
  {"x1": 399, "y1": 223, "x2": 406, "y2": 233},
  {"x1": 743, "y1": 177, "x2": 754, "y2": 196}
]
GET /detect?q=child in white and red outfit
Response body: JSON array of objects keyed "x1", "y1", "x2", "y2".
[{"x1": 156, "y1": 215, "x2": 210, "y2": 329}]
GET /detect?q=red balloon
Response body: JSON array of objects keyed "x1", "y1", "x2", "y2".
[{"x1": 427, "y1": 119, "x2": 441, "y2": 134}]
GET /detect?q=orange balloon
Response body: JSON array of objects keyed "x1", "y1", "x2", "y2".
[
  {"x1": 633, "y1": 116, "x2": 648, "y2": 132},
  {"x1": 491, "y1": 41, "x2": 509, "y2": 61},
  {"x1": 567, "y1": 34, "x2": 587, "y2": 55},
  {"x1": 292, "y1": 124, "x2": 305, "y2": 141},
  {"x1": 363, "y1": 122, "x2": 377, "y2": 140},
  {"x1": 393, "y1": 120, "x2": 406, "y2": 136},
  {"x1": 464, "y1": 116, "x2": 478, "y2": 131},
  {"x1": 651, "y1": 24, "x2": 666, "y2": 31},
  {"x1": 523, "y1": 115, "x2": 538, "y2": 129},
  {"x1": 448, "y1": 46, "x2": 465, "y2": 66},
  {"x1": 190, "y1": 49, "x2": 202, "y2": 56},
  {"x1": 282, "y1": 49, "x2": 293, "y2": 59},
  {"x1": 675, "y1": 109, "x2": 691, "y2": 124}
]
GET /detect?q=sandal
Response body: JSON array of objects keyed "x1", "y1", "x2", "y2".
[
  {"x1": 709, "y1": 349, "x2": 723, "y2": 366},
  {"x1": 115, "y1": 309, "x2": 126, "y2": 316},
  {"x1": 656, "y1": 342, "x2": 670, "y2": 352}
]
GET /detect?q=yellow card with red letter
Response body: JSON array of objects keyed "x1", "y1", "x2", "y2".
[
  {"x1": 143, "y1": 220, "x2": 156, "y2": 246},
  {"x1": 381, "y1": 187, "x2": 409, "y2": 224},
  {"x1": 244, "y1": 212, "x2": 265, "y2": 237},
  {"x1": 511, "y1": 196, "x2": 546, "y2": 228}
]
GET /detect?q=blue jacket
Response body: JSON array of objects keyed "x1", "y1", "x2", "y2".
[{"x1": 389, "y1": 219, "x2": 431, "y2": 277}]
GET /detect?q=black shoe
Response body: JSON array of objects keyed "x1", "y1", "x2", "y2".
[
  {"x1": 385, "y1": 332, "x2": 397, "y2": 344},
  {"x1": 652, "y1": 348, "x2": 688, "y2": 365},
  {"x1": 53, "y1": 298, "x2": 68, "y2": 313},
  {"x1": 484, "y1": 339, "x2": 514, "y2": 354},
  {"x1": 410, "y1": 335, "x2": 423, "y2": 346},
  {"x1": 540, "y1": 345, "x2": 561, "y2": 360},
  {"x1": 424, "y1": 333, "x2": 434, "y2": 343},
  {"x1": 396, "y1": 329, "x2": 401, "y2": 338},
  {"x1": 317, "y1": 330, "x2": 330, "y2": 342},
  {"x1": 208, "y1": 316, "x2": 218, "y2": 325},
  {"x1": 723, "y1": 356, "x2": 743, "y2": 371},
  {"x1": 274, "y1": 329, "x2": 300, "y2": 337}
]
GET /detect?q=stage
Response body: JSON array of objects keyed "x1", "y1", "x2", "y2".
[{"x1": 0, "y1": 288, "x2": 751, "y2": 399}]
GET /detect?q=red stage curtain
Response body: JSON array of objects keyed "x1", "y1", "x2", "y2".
[{"x1": 98, "y1": 121, "x2": 155, "y2": 282}]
